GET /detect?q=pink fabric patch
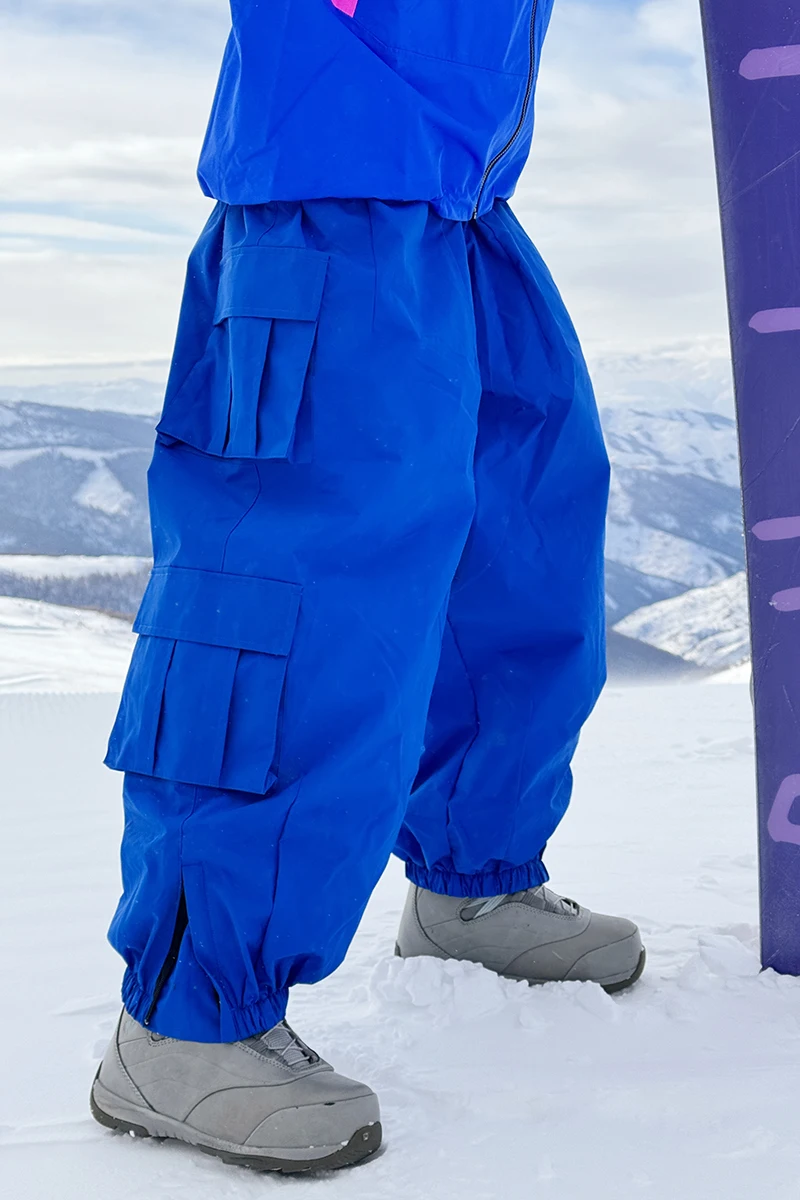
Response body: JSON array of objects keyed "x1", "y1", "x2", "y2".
[{"x1": 332, "y1": 0, "x2": 359, "y2": 15}]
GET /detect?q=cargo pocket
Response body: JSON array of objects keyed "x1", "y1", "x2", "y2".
[
  {"x1": 158, "y1": 245, "x2": 329, "y2": 461},
  {"x1": 106, "y1": 566, "x2": 302, "y2": 794}
]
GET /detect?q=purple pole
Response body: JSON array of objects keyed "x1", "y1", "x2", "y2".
[{"x1": 701, "y1": 1, "x2": 800, "y2": 973}]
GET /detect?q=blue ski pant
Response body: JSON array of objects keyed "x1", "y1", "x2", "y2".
[{"x1": 106, "y1": 198, "x2": 610, "y2": 1042}]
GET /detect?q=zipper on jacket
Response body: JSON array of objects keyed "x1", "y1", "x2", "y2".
[{"x1": 471, "y1": 0, "x2": 539, "y2": 220}]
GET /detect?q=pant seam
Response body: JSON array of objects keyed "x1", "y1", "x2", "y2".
[
  {"x1": 220, "y1": 461, "x2": 262, "y2": 572},
  {"x1": 442, "y1": 615, "x2": 480, "y2": 863},
  {"x1": 256, "y1": 780, "x2": 303, "y2": 992}
]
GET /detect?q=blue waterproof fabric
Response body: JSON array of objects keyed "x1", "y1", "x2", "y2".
[
  {"x1": 106, "y1": 198, "x2": 609, "y2": 1042},
  {"x1": 198, "y1": 1, "x2": 556, "y2": 220}
]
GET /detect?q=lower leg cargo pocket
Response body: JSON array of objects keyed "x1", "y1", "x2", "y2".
[{"x1": 106, "y1": 566, "x2": 302, "y2": 794}]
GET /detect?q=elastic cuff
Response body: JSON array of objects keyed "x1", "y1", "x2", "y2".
[
  {"x1": 405, "y1": 858, "x2": 548, "y2": 899},
  {"x1": 219, "y1": 992, "x2": 291, "y2": 1042},
  {"x1": 122, "y1": 970, "x2": 289, "y2": 1043}
]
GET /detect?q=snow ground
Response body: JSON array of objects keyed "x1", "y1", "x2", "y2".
[
  {"x1": 0, "y1": 596, "x2": 132, "y2": 692},
  {"x1": 2, "y1": 660, "x2": 799, "y2": 1198}
]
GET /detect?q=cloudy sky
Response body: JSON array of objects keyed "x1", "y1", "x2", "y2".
[{"x1": 0, "y1": 0, "x2": 729, "y2": 380}]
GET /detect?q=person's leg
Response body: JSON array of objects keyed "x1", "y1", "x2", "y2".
[
  {"x1": 398, "y1": 199, "x2": 609, "y2": 891},
  {"x1": 105, "y1": 199, "x2": 483, "y2": 1043},
  {"x1": 94, "y1": 199, "x2": 488, "y2": 1168},
  {"x1": 395, "y1": 202, "x2": 643, "y2": 989}
]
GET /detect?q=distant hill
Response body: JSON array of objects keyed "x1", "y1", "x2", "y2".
[
  {"x1": 0, "y1": 399, "x2": 154, "y2": 556},
  {"x1": 0, "y1": 383, "x2": 749, "y2": 678},
  {"x1": 614, "y1": 572, "x2": 749, "y2": 673},
  {"x1": 602, "y1": 406, "x2": 743, "y2": 621},
  {"x1": 0, "y1": 554, "x2": 151, "y2": 619}
]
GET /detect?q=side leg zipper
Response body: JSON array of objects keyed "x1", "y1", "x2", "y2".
[{"x1": 143, "y1": 890, "x2": 188, "y2": 1027}]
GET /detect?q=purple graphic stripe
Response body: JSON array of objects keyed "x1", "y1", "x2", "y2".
[
  {"x1": 331, "y1": 0, "x2": 359, "y2": 14},
  {"x1": 740, "y1": 46, "x2": 800, "y2": 81},
  {"x1": 750, "y1": 309, "x2": 800, "y2": 334},
  {"x1": 753, "y1": 517, "x2": 800, "y2": 541},
  {"x1": 768, "y1": 776, "x2": 800, "y2": 847},
  {"x1": 772, "y1": 588, "x2": 800, "y2": 613}
]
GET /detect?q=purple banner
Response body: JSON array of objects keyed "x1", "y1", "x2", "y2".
[{"x1": 701, "y1": 1, "x2": 800, "y2": 973}]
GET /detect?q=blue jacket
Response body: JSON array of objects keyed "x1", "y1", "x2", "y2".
[{"x1": 198, "y1": 0, "x2": 556, "y2": 221}]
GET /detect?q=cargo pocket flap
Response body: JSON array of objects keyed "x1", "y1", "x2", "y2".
[
  {"x1": 214, "y1": 246, "x2": 329, "y2": 323},
  {"x1": 133, "y1": 566, "x2": 302, "y2": 655},
  {"x1": 107, "y1": 567, "x2": 302, "y2": 794},
  {"x1": 158, "y1": 245, "x2": 329, "y2": 460}
]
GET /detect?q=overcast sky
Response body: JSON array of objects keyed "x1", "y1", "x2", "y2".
[{"x1": 0, "y1": 0, "x2": 730, "y2": 379}]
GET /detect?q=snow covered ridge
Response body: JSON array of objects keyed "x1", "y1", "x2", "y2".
[
  {"x1": 0, "y1": 397, "x2": 152, "y2": 557},
  {"x1": 0, "y1": 381, "x2": 747, "y2": 671},
  {"x1": 615, "y1": 571, "x2": 750, "y2": 672},
  {"x1": 0, "y1": 378, "x2": 162, "y2": 417},
  {"x1": 602, "y1": 405, "x2": 743, "y2": 621},
  {"x1": 0, "y1": 554, "x2": 152, "y2": 618}
]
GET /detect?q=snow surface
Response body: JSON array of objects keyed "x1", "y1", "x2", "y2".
[
  {"x1": 615, "y1": 571, "x2": 750, "y2": 671},
  {"x1": 3, "y1": 633, "x2": 800, "y2": 1198},
  {"x1": 0, "y1": 596, "x2": 132, "y2": 692},
  {"x1": 710, "y1": 661, "x2": 752, "y2": 685}
]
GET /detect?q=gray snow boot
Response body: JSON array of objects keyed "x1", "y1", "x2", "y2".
[
  {"x1": 91, "y1": 1010, "x2": 381, "y2": 1173},
  {"x1": 396, "y1": 884, "x2": 645, "y2": 993}
]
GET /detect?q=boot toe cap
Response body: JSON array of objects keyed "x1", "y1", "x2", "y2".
[
  {"x1": 504, "y1": 912, "x2": 644, "y2": 987},
  {"x1": 245, "y1": 1086, "x2": 380, "y2": 1151},
  {"x1": 563, "y1": 915, "x2": 644, "y2": 988}
]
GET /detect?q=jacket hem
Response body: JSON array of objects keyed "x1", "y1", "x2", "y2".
[{"x1": 196, "y1": 175, "x2": 505, "y2": 224}]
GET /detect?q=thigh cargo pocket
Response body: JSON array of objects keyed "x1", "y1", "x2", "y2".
[
  {"x1": 158, "y1": 245, "x2": 329, "y2": 461},
  {"x1": 106, "y1": 566, "x2": 302, "y2": 794}
]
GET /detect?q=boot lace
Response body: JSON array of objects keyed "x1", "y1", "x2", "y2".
[
  {"x1": 243, "y1": 1020, "x2": 320, "y2": 1068},
  {"x1": 461, "y1": 885, "x2": 580, "y2": 921}
]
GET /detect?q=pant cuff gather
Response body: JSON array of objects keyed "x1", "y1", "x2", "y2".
[
  {"x1": 405, "y1": 858, "x2": 549, "y2": 899},
  {"x1": 121, "y1": 970, "x2": 289, "y2": 1043},
  {"x1": 220, "y1": 992, "x2": 291, "y2": 1042}
]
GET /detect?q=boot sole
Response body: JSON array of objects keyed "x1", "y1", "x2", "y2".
[
  {"x1": 90, "y1": 1072, "x2": 382, "y2": 1174},
  {"x1": 394, "y1": 944, "x2": 647, "y2": 994}
]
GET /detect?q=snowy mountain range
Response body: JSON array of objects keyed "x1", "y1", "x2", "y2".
[
  {"x1": 0, "y1": 396, "x2": 153, "y2": 556},
  {"x1": 615, "y1": 571, "x2": 749, "y2": 672},
  {"x1": 0, "y1": 375, "x2": 750, "y2": 677},
  {"x1": 602, "y1": 405, "x2": 744, "y2": 621}
]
